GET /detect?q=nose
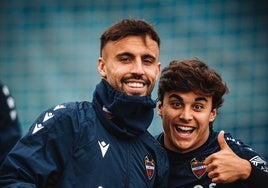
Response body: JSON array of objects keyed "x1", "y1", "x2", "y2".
[
  {"x1": 179, "y1": 107, "x2": 193, "y2": 122},
  {"x1": 131, "y1": 59, "x2": 145, "y2": 75}
]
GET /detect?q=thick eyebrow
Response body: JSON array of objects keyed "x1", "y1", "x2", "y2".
[
  {"x1": 168, "y1": 94, "x2": 208, "y2": 102},
  {"x1": 115, "y1": 52, "x2": 156, "y2": 61},
  {"x1": 142, "y1": 54, "x2": 156, "y2": 60},
  {"x1": 115, "y1": 52, "x2": 134, "y2": 59},
  {"x1": 169, "y1": 94, "x2": 182, "y2": 100},
  {"x1": 195, "y1": 97, "x2": 208, "y2": 102}
]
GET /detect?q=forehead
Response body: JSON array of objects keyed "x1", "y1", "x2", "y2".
[{"x1": 102, "y1": 35, "x2": 159, "y2": 57}]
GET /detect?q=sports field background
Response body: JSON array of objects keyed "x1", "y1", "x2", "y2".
[{"x1": 1, "y1": 0, "x2": 267, "y2": 159}]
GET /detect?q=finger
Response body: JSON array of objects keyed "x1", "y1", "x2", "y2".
[
  {"x1": 204, "y1": 131, "x2": 228, "y2": 164},
  {"x1": 218, "y1": 130, "x2": 230, "y2": 150},
  {"x1": 203, "y1": 156, "x2": 210, "y2": 165},
  {"x1": 205, "y1": 163, "x2": 214, "y2": 173},
  {"x1": 204, "y1": 154, "x2": 214, "y2": 165},
  {"x1": 211, "y1": 176, "x2": 221, "y2": 183},
  {"x1": 207, "y1": 169, "x2": 217, "y2": 179}
]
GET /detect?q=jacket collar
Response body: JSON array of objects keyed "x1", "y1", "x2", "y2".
[{"x1": 92, "y1": 79, "x2": 156, "y2": 139}]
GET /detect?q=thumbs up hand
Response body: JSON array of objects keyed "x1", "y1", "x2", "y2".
[
  {"x1": 217, "y1": 130, "x2": 231, "y2": 150},
  {"x1": 204, "y1": 130, "x2": 251, "y2": 183}
]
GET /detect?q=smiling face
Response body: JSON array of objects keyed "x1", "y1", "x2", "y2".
[
  {"x1": 158, "y1": 91, "x2": 217, "y2": 153},
  {"x1": 98, "y1": 35, "x2": 160, "y2": 96}
]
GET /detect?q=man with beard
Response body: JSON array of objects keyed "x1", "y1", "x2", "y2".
[{"x1": 0, "y1": 19, "x2": 168, "y2": 188}]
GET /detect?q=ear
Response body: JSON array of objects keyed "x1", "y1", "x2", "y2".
[
  {"x1": 209, "y1": 108, "x2": 217, "y2": 122},
  {"x1": 156, "y1": 62, "x2": 161, "y2": 79},
  {"x1": 157, "y1": 102, "x2": 163, "y2": 117},
  {"x1": 98, "y1": 57, "x2": 107, "y2": 78}
]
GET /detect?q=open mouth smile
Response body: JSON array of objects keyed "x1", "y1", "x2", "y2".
[
  {"x1": 175, "y1": 125, "x2": 195, "y2": 134},
  {"x1": 126, "y1": 82, "x2": 145, "y2": 88}
]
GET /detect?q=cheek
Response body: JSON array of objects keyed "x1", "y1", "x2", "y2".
[
  {"x1": 108, "y1": 67, "x2": 128, "y2": 81},
  {"x1": 162, "y1": 115, "x2": 174, "y2": 143},
  {"x1": 162, "y1": 116, "x2": 170, "y2": 133},
  {"x1": 106, "y1": 69, "x2": 119, "y2": 81},
  {"x1": 150, "y1": 69, "x2": 160, "y2": 81},
  {"x1": 197, "y1": 114, "x2": 213, "y2": 129},
  {"x1": 160, "y1": 109, "x2": 174, "y2": 127}
]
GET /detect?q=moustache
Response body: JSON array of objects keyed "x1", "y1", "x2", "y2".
[{"x1": 122, "y1": 74, "x2": 151, "y2": 85}]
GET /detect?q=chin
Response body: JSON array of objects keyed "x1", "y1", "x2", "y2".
[
  {"x1": 129, "y1": 93, "x2": 145, "y2": 96},
  {"x1": 125, "y1": 90, "x2": 147, "y2": 96}
]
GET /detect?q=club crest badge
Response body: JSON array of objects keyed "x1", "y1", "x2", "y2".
[
  {"x1": 144, "y1": 155, "x2": 155, "y2": 180},
  {"x1": 190, "y1": 158, "x2": 207, "y2": 179}
]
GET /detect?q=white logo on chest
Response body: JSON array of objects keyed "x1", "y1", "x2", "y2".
[{"x1": 98, "y1": 141, "x2": 110, "y2": 158}]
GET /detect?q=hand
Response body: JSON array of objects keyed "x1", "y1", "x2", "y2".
[{"x1": 204, "y1": 130, "x2": 251, "y2": 183}]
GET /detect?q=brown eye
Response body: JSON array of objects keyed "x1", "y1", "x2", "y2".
[
  {"x1": 171, "y1": 102, "x2": 183, "y2": 109},
  {"x1": 193, "y1": 104, "x2": 204, "y2": 111},
  {"x1": 120, "y1": 57, "x2": 131, "y2": 63},
  {"x1": 143, "y1": 58, "x2": 153, "y2": 65}
]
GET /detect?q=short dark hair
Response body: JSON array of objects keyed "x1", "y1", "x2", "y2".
[
  {"x1": 100, "y1": 19, "x2": 160, "y2": 56},
  {"x1": 158, "y1": 59, "x2": 229, "y2": 110}
]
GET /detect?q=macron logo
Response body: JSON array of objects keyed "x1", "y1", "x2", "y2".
[
  {"x1": 98, "y1": 141, "x2": 110, "y2": 158},
  {"x1": 53, "y1": 104, "x2": 66, "y2": 111},
  {"x1": 250, "y1": 156, "x2": 267, "y2": 166},
  {"x1": 31, "y1": 105, "x2": 64, "y2": 135},
  {"x1": 43, "y1": 112, "x2": 54, "y2": 122},
  {"x1": 32, "y1": 112, "x2": 54, "y2": 134},
  {"x1": 32, "y1": 123, "x2": 44, "y2": 134}
]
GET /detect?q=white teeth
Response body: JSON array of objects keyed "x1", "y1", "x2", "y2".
[
  {"x1": 127, "y1": 82, "x2": 143, "y2": 88},
  {"x1": 176, "y1": 126, "x2": 194, "y2": 131}
]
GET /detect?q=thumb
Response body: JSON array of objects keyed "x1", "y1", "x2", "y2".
[{"x1": 218, "y1": 130, "x2": 230, "y2": 150}]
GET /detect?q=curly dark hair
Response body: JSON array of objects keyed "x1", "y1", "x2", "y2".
[
  {"x1": 100, "y1": 18, "x2": 160, "y2": 56},
  {"x1": 158, "y1": 58, "x2": 229, "y2": 111}
]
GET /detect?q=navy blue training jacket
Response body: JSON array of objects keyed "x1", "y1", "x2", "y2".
[
  {"x1": 156, "y1": 130, "x2": 268, "y2": 188},
  {"x1": 0, "y1": 80, "x2": 169, "y2": 188}
]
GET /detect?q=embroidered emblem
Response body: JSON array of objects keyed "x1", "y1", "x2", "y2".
[
  {"x1": 144, "y1": 155, "x2": 155, "y2": 180},
  {"x1": 190, "y1": 158, "x2": 207, "y2": 179}
]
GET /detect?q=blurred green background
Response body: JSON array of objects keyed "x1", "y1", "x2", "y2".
[{"x1": 1, "y1": 0, "x2": 267, "y2": 159}]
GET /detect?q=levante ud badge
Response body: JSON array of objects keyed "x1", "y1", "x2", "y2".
[
  {"x1": 144, "y1": 155, "x2": 155, "y2": 180},
  {"x1": 190, "y1": 158, "x2": 207, "y2": 179}
]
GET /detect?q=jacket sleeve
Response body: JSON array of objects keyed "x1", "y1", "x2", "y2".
[
  {"x1": 245, "y1": 160, "x2": 268, "y2": 188},
  {"x1": 240, "y1": 146, "x2": 268, "y2": 188},
  {"x1": 226, "y1": 133, "x2": 268, "y2": 188},
  {"x1": 0, "y1": 83, "x2": 21, "y2": 164},
  {"x1": 0, "y1": 103, "x2": 78, "y2": 187}
]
